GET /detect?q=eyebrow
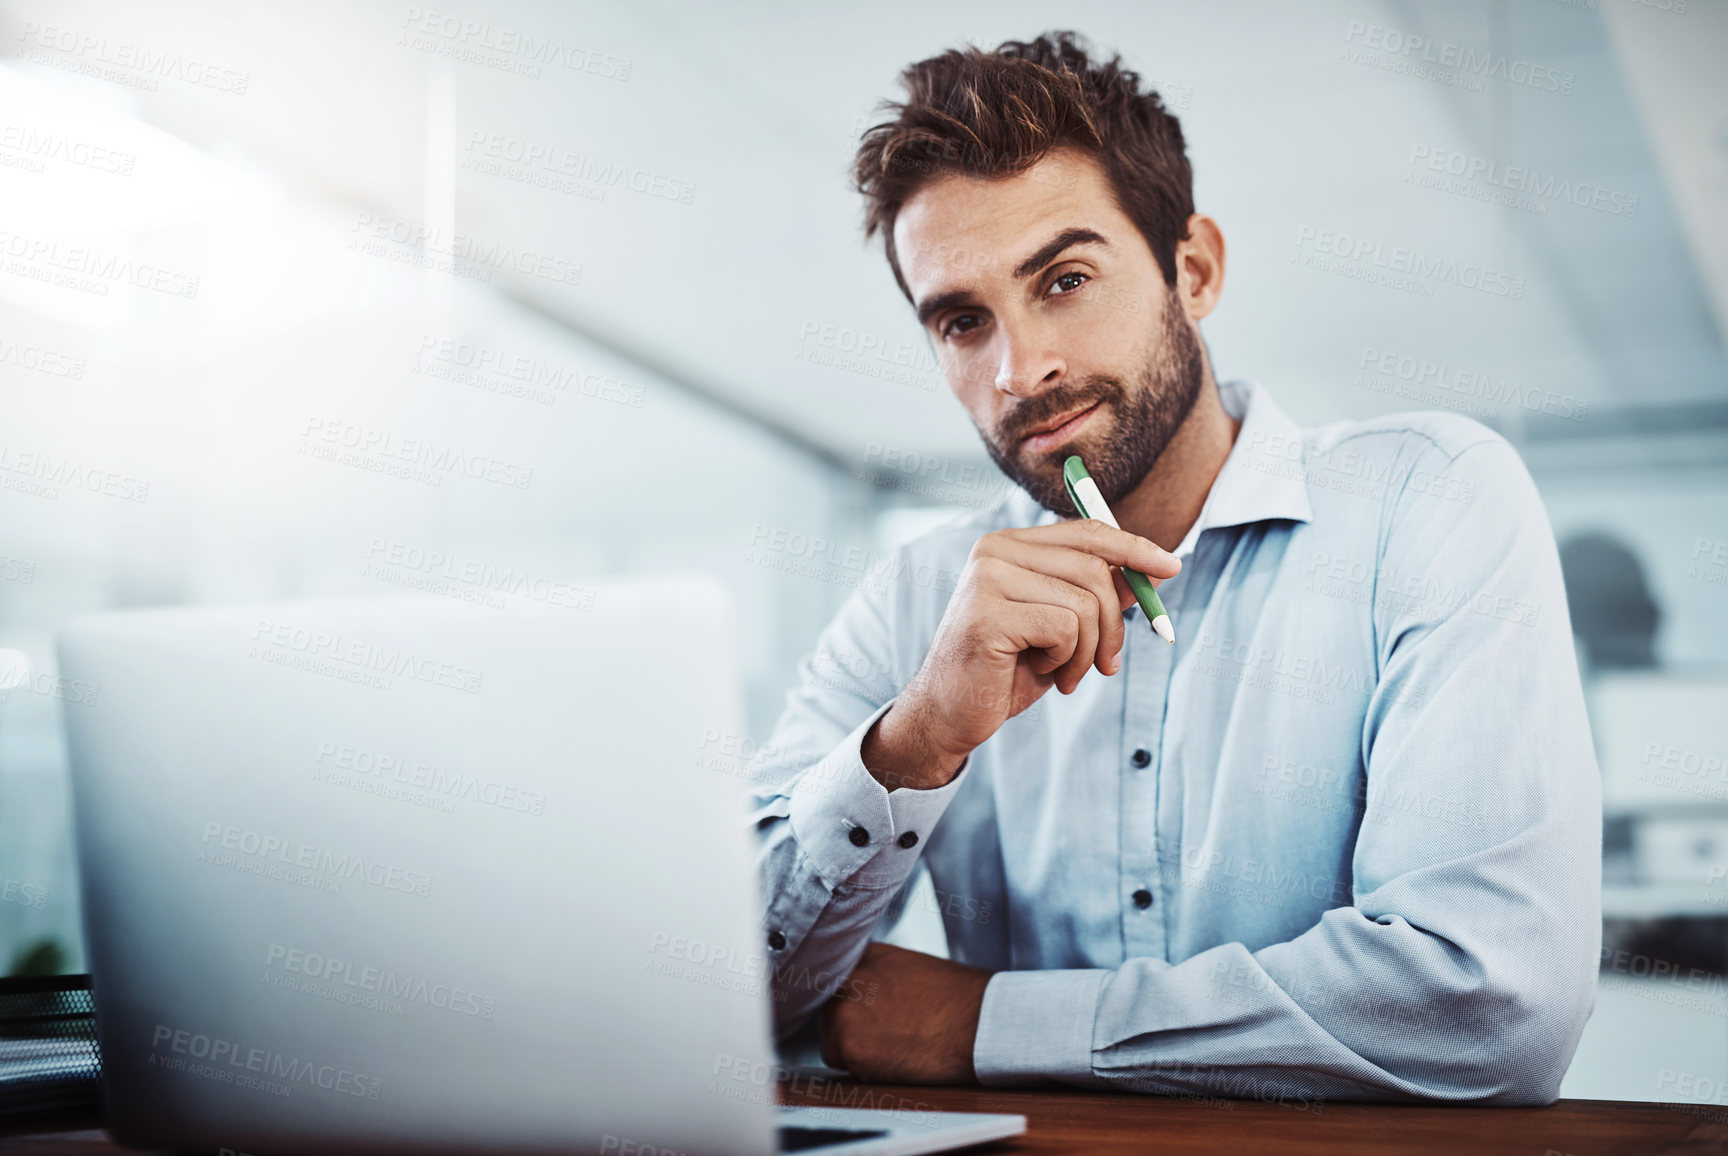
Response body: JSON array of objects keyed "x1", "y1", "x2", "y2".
[{"x1": 913, "y1": 227, "x2": 1111, "y2": 329}]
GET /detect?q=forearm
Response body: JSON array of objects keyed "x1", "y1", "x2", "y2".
[
  {"x1": 752, "y1": 699, "x2": 970, "y2": 1036},
  {"x1": 975, "y1": 869, "x2": 1597, "y2": 1105}
]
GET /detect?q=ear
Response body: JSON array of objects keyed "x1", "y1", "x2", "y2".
[{"x1": 1173, "y1": 214, "x2": 1226, "y2": 322}]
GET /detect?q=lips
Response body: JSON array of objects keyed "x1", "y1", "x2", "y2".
[{"x1": 1019, "y1": 401, "x2": 1102, "y2": 451}]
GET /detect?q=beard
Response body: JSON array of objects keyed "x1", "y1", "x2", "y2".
[{"x1": 978, "y1": 290, "x2": 1208, "y2": 517}]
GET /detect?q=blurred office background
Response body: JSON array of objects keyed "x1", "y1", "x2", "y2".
[{"x1": 0, "y1": 0, "x2": 1723, "y2": 1105}]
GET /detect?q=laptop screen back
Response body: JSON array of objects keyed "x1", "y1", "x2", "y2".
[{"x1": 59, "y1": 577, "x2": 776, "y2": 1155}]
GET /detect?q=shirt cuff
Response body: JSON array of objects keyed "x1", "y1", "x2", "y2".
[
  {"x1": 973, "y1": 968, "x2": 1108, "y2": 1087},
  {"x1": 788, "y1": 697, "x2": 969, "y2": 890}
]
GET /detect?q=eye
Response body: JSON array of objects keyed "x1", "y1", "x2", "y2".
[
  {"x1": 942, "y1": 313, "x2": 985, "y2": 340},
  {"x1": 1049, "y1": 270, "x2": 1090, "y2": 296}
]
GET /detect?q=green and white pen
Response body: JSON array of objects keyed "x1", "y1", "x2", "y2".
[{"x1": 1062, "y1": 455, "x2": 1175, "y2": 645}]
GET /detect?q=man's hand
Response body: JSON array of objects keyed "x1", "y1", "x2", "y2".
[
  {"x1": 819, "y1": 942, "x2": 994, "y2": 1085},
  {"x1": 863, "y1": 520, "x2": 1180, "y2": 790}
]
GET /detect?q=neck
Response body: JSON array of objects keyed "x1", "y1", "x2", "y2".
[{"x1": 1108, "y1": 380, "x2": 1240, "y2": 552}]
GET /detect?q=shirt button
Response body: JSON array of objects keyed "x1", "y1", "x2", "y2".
[
  {"x1": 767, "y1": 930, "x2": 786, "y2": 950},
  {"x1": 849, "y1": 826, "x2": 871, "y2": 847},
  {"x1": 898, "y1": 831, "x2": 919, "y2": 849},
  {"x1": 1130, "y1": 748, "x2": 1152, "y2": 769},
  {"x1": 1132, "y1": 888, "x2": 1153, "y2": 909}
]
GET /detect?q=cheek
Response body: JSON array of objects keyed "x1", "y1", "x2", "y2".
[
  {"x1": 945, "y1": 352, "x2": 997, "y2": 410},
  {"x1": 1066, "y1": 306, "x2": 1133, "y2": 357}
]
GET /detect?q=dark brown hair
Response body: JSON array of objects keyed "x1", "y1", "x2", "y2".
[{"x1": 852, "y1": 30, "x2": 1194, "y2": 304}]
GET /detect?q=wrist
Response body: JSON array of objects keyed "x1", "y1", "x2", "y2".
[
  {"x1": 956, "y1": 966, "x2": 993, "y2": 1085},
  {"x1": 862, "y1": 697, "x2": 968, "y2": 791}
]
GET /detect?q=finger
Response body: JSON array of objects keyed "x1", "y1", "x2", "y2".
[
  {"x1": 979, "y1": 565, "x2": 1097, "y2": 693},
  {"x1": 1111, "y1": 568, "x2": 1135, "y2": 615},
  {"x1": 996, "y1": 519, "x2": 1181, "y2": 580},
  {"x1": 975, "y1": 540, "x2": 1123, "y2": 678},
  {"x1": 999, "y1": 599, "x2": 1084, "y2": 677}
]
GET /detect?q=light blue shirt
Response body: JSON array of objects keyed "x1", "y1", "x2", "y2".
[{"x1": 747, "y1": 379, "x2": 1600, "y2": 1105}]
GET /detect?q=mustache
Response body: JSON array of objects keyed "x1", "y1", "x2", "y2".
[{"x1": 993, "y1": 381, "x2": 1124, "y2": 446}]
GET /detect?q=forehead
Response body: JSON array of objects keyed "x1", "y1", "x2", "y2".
[{"x1": 892, "y1": 146, "x2": 1127, "y2": 297}]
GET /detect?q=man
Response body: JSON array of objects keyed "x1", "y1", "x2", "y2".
[{"x1": 746, "y1": 30, "x2": 1598, "y2": 1105}]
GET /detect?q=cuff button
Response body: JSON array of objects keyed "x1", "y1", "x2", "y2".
[
  {"x1": 767, "y1": 930, "x2": 786, "y2": 951},
  {"x1": 897, "y1": 831, "x2": 919, "y2": 849},
  {"x1": 848, "y1": 826, "x2": 871, "y2": 847}
]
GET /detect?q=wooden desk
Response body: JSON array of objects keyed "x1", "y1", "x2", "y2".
[
  {"x1": 778, "y1": 1080, "x2": 1728, "y2": 1154},
  {"x1": 4, "y1": 1088, "x2": 1725, "y2": 1154}
]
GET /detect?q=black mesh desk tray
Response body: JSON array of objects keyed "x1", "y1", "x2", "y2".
[{"x1": 0, "y1": 975, "x2": 102, "y2": 1130}]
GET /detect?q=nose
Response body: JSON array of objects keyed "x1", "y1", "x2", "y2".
[{"x1": 993, "y1": 314, "x2": 1064, "y2": 397}]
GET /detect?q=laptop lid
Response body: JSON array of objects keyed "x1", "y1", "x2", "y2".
[{"x1": 58, "y1": 578, "x2": 777, "y2": 1155}]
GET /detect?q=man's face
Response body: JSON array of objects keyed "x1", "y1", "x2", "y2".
[{"x1": 893, "y1": 146, "x2": 1205, "y2": 514}]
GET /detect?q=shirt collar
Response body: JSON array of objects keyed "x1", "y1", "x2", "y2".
[{"x1": 1030, "y1": 379, "x2": 1313, "y2": 558}]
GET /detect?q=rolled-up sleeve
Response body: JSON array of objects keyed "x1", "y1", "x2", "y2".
[
  {"x1": 972, "y1": 434, "x2": 1601, "y2": 1105},
  {"x1": 748, "y1": 577, "x2": 969, "y2": 1037}
]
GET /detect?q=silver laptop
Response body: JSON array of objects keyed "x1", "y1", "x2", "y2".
[{"x1": 57, "y1": 579, "x2": 1024, "y2": 1155}]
